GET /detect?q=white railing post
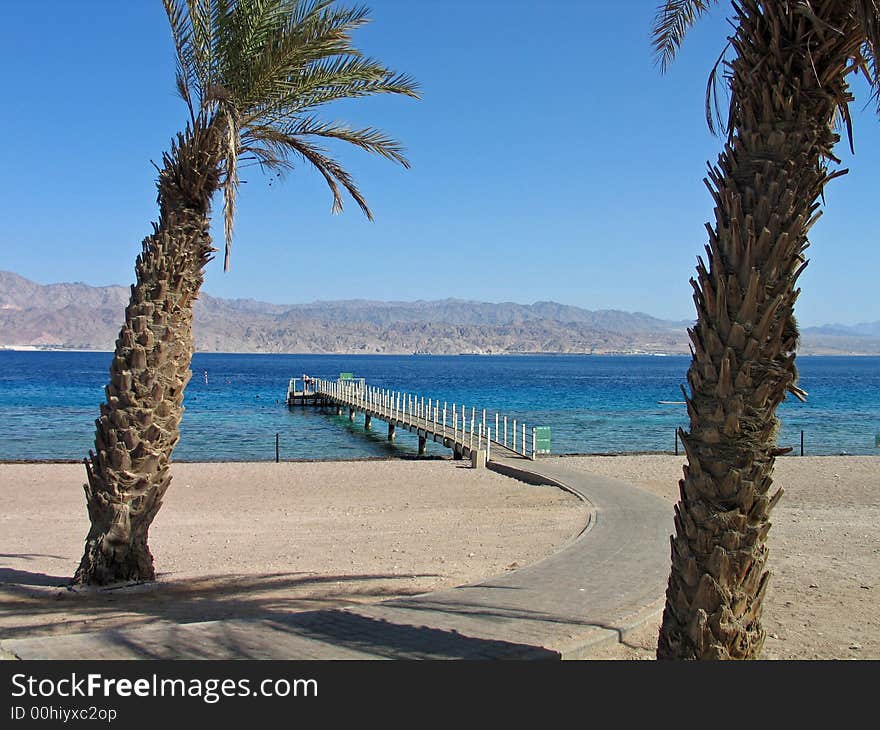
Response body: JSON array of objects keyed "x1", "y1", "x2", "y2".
[
  {"x1": 487, "y1": 427, "x2": 491, "y2": 461},
  {"x1": 513, "y1": 419, "x2": 517, "y2": 452},
  {"x1": 522, "y1": 423, "x2": 526, "y2": 456},
  {"x1": 531, "y1": 427, "x2": 536, "y2": 460},
  {"x1": 452, "y1": 404, "x2": 457, "y2": 440},
  {"x1": 443, "y1": 403, "x2": 447, "y2": 436}
]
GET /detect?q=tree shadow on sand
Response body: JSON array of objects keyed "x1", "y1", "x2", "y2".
[
  {"x1": 0, "y1": 569, "x2": 566, "y2": 659},
  {"x1": 0, "y1": 571, "x2": 439, "y2": 640},
  {"x1": 0, "y1": 554, "x2": 76, "y2": 587}
]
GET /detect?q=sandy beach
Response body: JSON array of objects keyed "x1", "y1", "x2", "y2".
[
  {"x1": 1, "y1": 455, "x2": 877, "y2": 659},
  {"x1": 0, "y1": 460, "x2": 586, "y2": 645},
  {"x1": 563, "y1": 455, "x2": 880, "y2": 660}
]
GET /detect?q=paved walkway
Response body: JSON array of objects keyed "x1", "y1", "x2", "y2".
[{"x1": 0, "y1": 457, "x2": 672, "y2": 660}]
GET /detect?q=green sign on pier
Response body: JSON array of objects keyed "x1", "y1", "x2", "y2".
[{"x1": 534, "y1": 426, "x2": 551, "y2": 455}]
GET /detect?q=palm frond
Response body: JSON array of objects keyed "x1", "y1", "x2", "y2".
[
  {"x1": 219, "y1": 0, "x2": 290, "y2": 102},
  {"x1": 220, "y1": 101, "x2": 241, "y2": 271},
  {"x1": 259, "y1": 132, "x2": 372, "y2": 218},
  {"x1": 239, "y1": 145, "x2": 297, "y2": 176},
  {"x1": 652, "y1": 0, "x2": 719, "y2": 72},
  {"x1": 705, "y1": 41, "x2": 732, "y2": 136},
  {"x1": 244, "y1": 55, "x2": 418, "y2": 126},
  {"x1": 187, "y1": 0, "x2": 219, "y2": 100},
  {"x1": 163, "y1": 0, "x2": 199, "y2": 117},
  {"x1": 285, "y1": 115, "x2": 410, "y2": 167},
  {"x1": 234, "y1": 2, "x2": 375, "y2": 113},
  {"x1": 162, "y1": 0, "x2": 419, "y2": 269},
  {"x1": 852, "y1": 0, "x2": 880, "y2": 114}
]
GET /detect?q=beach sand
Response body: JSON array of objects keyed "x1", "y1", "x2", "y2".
[
  {"x1": 0, "y1": 460, "x2": 586, "y2": 645},
  {"x1": 1, "y1": 455, "x2": 877, "y2": 659},
  {"x1": 560, "y1": 455, "x2": 880, "y2": 660}
]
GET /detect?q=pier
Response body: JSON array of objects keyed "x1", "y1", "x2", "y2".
[{"x1": 287, "y1": 375, "x2": 541, "y2": 465}]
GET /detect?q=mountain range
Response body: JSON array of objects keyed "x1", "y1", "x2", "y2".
[{"x1": 1, "y1": 270, "x2": 878, "y2": 355}]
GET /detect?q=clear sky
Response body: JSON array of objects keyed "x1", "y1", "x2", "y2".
[{"x1": 1, "y1": 0, "x2": 878, "y2": 325}]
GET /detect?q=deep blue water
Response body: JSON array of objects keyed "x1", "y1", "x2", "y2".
[{"x1": 0, "y1": 351, "x2": 877, "y2": 460}]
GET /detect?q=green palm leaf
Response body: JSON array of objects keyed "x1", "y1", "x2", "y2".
[
  {"x1": 162, "y1": 0, "x2": 420, "y2": 269},
  {"x1": 652, "y1": 0, "x2": 718, "y2": 72}
]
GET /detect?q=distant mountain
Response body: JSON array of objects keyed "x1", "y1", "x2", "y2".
[
  {"x1": 801, "y1": 321, "x2": 880, "y2": 337},
  {"x1": 1, "y1": 270, "x2": 877, "y2": 355}
]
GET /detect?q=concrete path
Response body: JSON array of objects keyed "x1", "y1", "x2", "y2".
[{"x1": 0, "y1": 457, "x2": 673, "y2": 660}]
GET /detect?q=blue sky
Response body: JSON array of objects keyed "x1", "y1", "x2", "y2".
[{"x1": 1, "y1": 0, "x2": 878, "y2": 325}]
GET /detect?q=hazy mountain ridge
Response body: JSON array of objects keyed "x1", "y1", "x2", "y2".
[{"x1": 1, "y1": 271, "x2": 878, "y2": 355}]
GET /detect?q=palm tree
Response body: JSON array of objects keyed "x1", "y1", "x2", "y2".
[
  {"x1": 74, "y1": 0, "x2": 418, "y2": 585},
  {"x1": 652, "y1": 0, "x2": 879, "y2": 659}
]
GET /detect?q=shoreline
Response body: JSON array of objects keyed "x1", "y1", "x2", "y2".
[{"x1": 4, "y1": 451, "x2": 879, "y2": 466}]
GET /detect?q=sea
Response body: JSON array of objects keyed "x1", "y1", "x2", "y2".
[{"x1": 0, "y1": 351, "x2": 878, "y2": 461}]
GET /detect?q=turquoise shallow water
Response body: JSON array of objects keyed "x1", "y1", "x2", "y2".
[{"x1": 0, "y1": 351, "x2": 877, "y2": 460}]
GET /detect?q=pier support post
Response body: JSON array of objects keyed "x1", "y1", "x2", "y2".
[
  {"x1": 418, "y1": 434, "x2": 426, "y2": 455},
  {"x1": 470, "y1": 449, "x2": 486, "y2": 469},
  {"x1": 453, "y1": 444, "x2": 462, "y2": 460},
  {"x1": 349, "y1": 408, "x2": 355, "y2": 421},
  {"x1": 388, "y1": 423, "x2": 396, "y2": 441},
  {"x1": 336, "y1": 405, "x2": 342, "y2": 416},
  {"x1": 365, "y1": 414, "x2": 372, "y2": 430}
]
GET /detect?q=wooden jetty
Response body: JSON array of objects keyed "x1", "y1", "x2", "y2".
[{"x1": 287, "y1": 376, "x2": 539, "y2": 466}]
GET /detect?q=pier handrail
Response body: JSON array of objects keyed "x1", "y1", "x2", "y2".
[{"x1": 309, "y1": 377, "x2": 537, "y2": 460}]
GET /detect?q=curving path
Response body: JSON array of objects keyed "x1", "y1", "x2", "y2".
[{"x1": 0, "y1": 457, "x2": 673, "y2": 660}]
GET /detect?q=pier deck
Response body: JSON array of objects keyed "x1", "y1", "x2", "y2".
[{"x1": 288, "y1": 376, "x2": 539, "y2": 464}]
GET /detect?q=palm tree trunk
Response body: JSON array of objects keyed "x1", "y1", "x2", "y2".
[
  {"x1": 657, "y1": 0, "x2": 861, "y2": 659},
  {"x1": 75, "y1": 123, "x2": 222, "y2": 585}
]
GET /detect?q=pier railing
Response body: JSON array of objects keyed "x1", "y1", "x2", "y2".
[{"x1": 312, "y1": 377, "x2": 539, "y2": 460}]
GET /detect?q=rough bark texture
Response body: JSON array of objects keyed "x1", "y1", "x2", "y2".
[
  {"x1": 657, "y1": 1, "x2": 861, "y2": 659},
  {"x1": 75, "y1": 123, "x2": 222, "y2": 585}
]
